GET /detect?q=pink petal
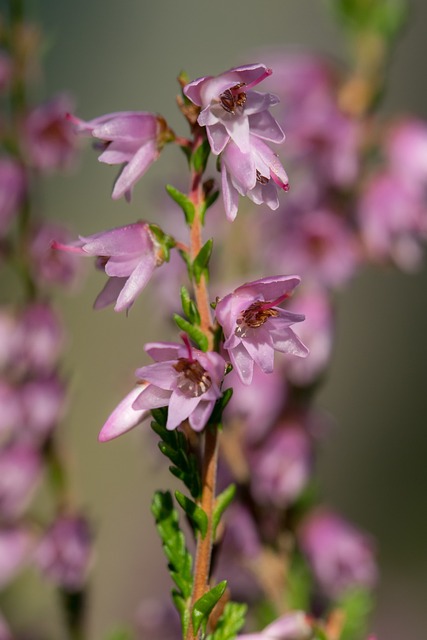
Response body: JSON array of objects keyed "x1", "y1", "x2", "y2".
[
  {"x1": 270, "y1": 327, "x2": 309, "y2": 357},
  {"x1": 134, "y1": 385, "x2": 171, "y2": 410},
  {"x1": 230, "y1": 342, "x2": 254, "y2": 385},
  {"x1": 93, "y1": 277, "x2": 126, "y2": 310},
  {"x1": 166, "y1": 392, "x2": 200, "y2": 430},
  {"x1": 114, "y1": 255, "x2": 156, "y2": 311},
  {"x1": 189, "y1": 400, "x2": 214, "y2": 431},
  {"x1": 112, "y1": 141, "x2": 158, "y2": 200},
  {"x1": 98, "y1": 385, "x2": 150, "y2": 442},
  {"x1": 249, "y1": 110, "x2": 285, "y2": 143}
]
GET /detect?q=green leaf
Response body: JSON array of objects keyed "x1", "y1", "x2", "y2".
[
  {"x1": 180, "y1": 286, "x2": 201, "y2": 325},
  {"x1": 192, "y1": 580, "x2": 228, "y2": 635},
  {"x1": 208, "y1": 388, "x2": 233, "y2": 426},
  {"x1": 151, "y1": 491, "x2": 193, "y2": 605},
  {"x1": 175, "y1": 490, "x2": 208, "y2": 537},
  {"x1": 206, "y1": 601, "x2": 247, "y2": 640},
  {"x1": 105, "y1": 629, "x2": 133, "y2": 640},
  {"x1": 286, "y1": 551, "x2": 312, "y2": 611},
  {"x1": 191, "y1": 139, "x2": 211, "y2": 173},
  {"x1": 166, "y1": 184, "x2": 195, "y2": 224},
  {"x1": 201, "y1": 189, "x2": 220, "y2": 224},
  {"x1": 193, "y1": 238, "x2": 213, "y2": 284},
  {"x1": 173, "y1": 314, "x2": 209, "y2": 352},
  {"x1": 338, "y1": 588, "x2": 374, "y2": 640},
  {"x1": 212, "y1": 484, "x2": 236, "y2": 537}
]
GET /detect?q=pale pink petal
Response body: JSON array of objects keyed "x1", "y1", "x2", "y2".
[
  {"x1": 133, "y1": 385, "x2": 172, "y2": 410},
  {"x1": 112, "y1": 141, "x2": 158, "y2": 200},
  {"x1": 94, "y1": 277, "x2": 126, "y2": 310},
  {"x1": 230, "y1": 342, "x2": 254, "y2": 385},
  {"x1": 189, "y1": 400, "x2": 214, "y2": 431},
  {"x1": 166, "y1": 392, "x2": 200, "y2": 430},
  {"x1": 98, "y1": 385, "x2": 150, "y2": 442},
  {"x1": 114, "y1": 256, "x2": 156, "y2": 311},
  {"x1": 270, "y1": 327, "x2": 309, "y2": 357}
]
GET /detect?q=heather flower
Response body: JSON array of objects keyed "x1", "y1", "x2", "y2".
[
  {"x1": 238, "y1": 611, "x2": 312, "y2": 640},
  {"x1": 298, "y1": 509, "x2": 378, "y2": 598},
  {"x1": 250, "y1": 424, "x2": 312, "y2": 508},
  {"x1": 53, "y1": 221, "x2": 165, "y2": 312},
  {"x1": 184, "y1": 64, "x2": 284, "y2": 155},
  {"x1": 15, "y1": 303, "x2": 65, "y2": 375},
  {"x1": 386, "y1": 118, "x2": 427, "y2": 190},
  {"x1": 224, "y1": 366, "x2": 287, "y2": 444},
  {"x1": 358, "y1": 171, "x2": 427, "y2": 271},
  {"x1": 20, "y1": 375, "x2": 67, "y2": 443},
  {"x1": 70, "y1": 111, "x2": 171, "y2": 200},
  {"x1": 35, "y1": 515, "x2": 92, "y2": 591},
  {"x1": 215, "y1": 276, "x2": 308, "y2": 385},
  {"x1": 0, "y1": 526, "x2": 34, "y2": 589},
  {"x1": 267, "y1": 208, "x2": 360, "y2": 289},
  {"x1": 29, "y1": 222, "x2": 82, "y2": 288},
  {"x1": 133, "y1": 338, "x2": 226, "y2": 431},
  {"x1": 0, "y1": 158, "x2": 26, "y2": 236},
  {"x1": 23, "y1": 95, "x2": 77, "y2": 172},
  {"x1": 0, "y1": 445, "x2": 42, "y2": 521},
  {"x1": 98, "y1": 384, "x2": 151, "y2": 442},
  {"x1": 221, "y1": 135, "x2": 289, "y2": 221}
]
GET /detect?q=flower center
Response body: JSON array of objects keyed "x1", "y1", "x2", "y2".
[
  {"x1": 235, "y1": 301, "x2": 279, "y2": 338},
  {"x1": 256, "y1": 170, "x2": 269, "y2": 185},
  {"x1": 173, "y1": 358, "x2": 212, "y2": 397},
  {"x1": 220, "y1": 83, "x2": 247, "y2": 114}
]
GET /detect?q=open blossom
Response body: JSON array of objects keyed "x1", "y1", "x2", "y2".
[
  {"x1": 184, "y1": 63, "x2": 284, "y2": 155},
  {"x1": 221, "y1": 135, "x2": 289, "y2": 221},
  {"x1": 70, "y1": 111, "x2": 171, "y2": 200},
  {"x1": 238, "y1": 611, "x2": 311, "y2": 640},
  {"x1": 215, "y1": 276, "x2": 308, "y2": 385},
  {"x1": 132, "y1": 339, "x2": 226, "y2": 431},
  {"x1": 53, "y1": 221, "x2": 165, "y2": 312}
]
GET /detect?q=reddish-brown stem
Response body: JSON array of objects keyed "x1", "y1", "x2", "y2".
[{"x1": 186, "y1": 427, "x2": 219, "y2": 640}]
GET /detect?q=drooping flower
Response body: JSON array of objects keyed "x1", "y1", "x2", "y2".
[
  {"x1": 298, "y1": 508, "x2": 378, "y2": 598},
  {"x1": 237, "y1": 611, "x2": 312, "y2": 640},
  {"x1": 0, "y1": 445, "x2": 42, "y2": 521},
  {"x1": 35, "y1": 515, "x2": 92, "y2": 591},
  {"x1": 53, "y1": 221, "x2": 167, "y2": 312},
  {"x1": 69, "y1": 111, "x2": 172, "y2": 200},
  {"x1": 133, "y1": 338, "x2": 226, "y2": 431},
  {"x1": 215, "y1": 276, "x2": 308, "y2": 385},
  {"x1": 98, "y1": 384, "x2": 151, "y2": 442},
  {"x1": 221, "y1": 135, "x2": 289, "y2": 221},
  {"x1": 23, "y1": 95, "x2": 77, "y2": 172},
  {"x1": 184, "y1": 64, "x2": 284, "y2": 155}
]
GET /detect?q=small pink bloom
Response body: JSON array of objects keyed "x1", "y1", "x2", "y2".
[
  {"x1": 99, "y1": 384, "x2": 151, "y2": 442},
  {"x1": 35, "y1": 515, "x2": 92, "y2": 591},
  {"x1": 15, "y1": 303, "x2": 65, "y2": 375},
  {"x1": 238, "y1": 611, "x2": 312, "y2": 639},
  {"x1": 221, "y1": 135, "x2": 289, "y2": 221},
  {"x1": 184, "y1": 64, "x2": 284, "y2": 155},
  {"x1": 23, "y1": 95, "x2": 77, "y2": 172},
  {"x1": 70, "y1": 111, "x2": 170, "y2": 200},
  {"x1": 299, "y1": 508, "x2": 378, "y2": 598},
  {"x1": 0, "y1": 158, "x2": 26, "y2": 236},
  {"x1": 20, "y1": 375, "x2": 67, "y2": 443},
  {"x1": 386, "y1": 118, "x2": 427, "y2": 190},
  {"x1": 133, "y1": 339, "x2": 226, "y2": 431},
  {"x1": 0, "y1": 526, "x2": 34, "y2": 589},
  {"x1": 0, "y1": 445, "x2": 42, "y2": 521},
  {"x1": 215, "y1": 276, "x2": 308, "y2": 385},
  {"x1": 29, "y1": 222, "x2": 82, "y2": 288},
  {"x1": 250, "y1": 424, "x2": 312, "y2": 508},
  {"x1": 53, "y1": 221, "x2": 163, "y2": 312}
]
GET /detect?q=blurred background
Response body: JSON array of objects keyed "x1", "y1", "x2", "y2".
[{"x1": 8, "y1": 0, "x2": 427, "y2": 638}]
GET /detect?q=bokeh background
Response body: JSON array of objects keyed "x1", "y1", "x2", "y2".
[{"x1": 10, "y1": 0, "x2": 427, "y2": 638}]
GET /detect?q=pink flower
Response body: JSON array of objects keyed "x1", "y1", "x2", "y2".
[
  {"x1": 23, "y1": 95, "x2": 77, "y2": 172},
  {"x1": 35, "y1": 515, "x2": 92, "y2": 591},
  {"x1": 184, "y1": 64, "x2": 284, "y2": 155},
  {"x1": 70, "y1": 111, "x2": 170, "y2": 200},
  {"x1": 0, "y1": 158, "x2": 26, "y2": 236},
  {"x1": 98, "y1": 384, "x2": 151, "y2": 442},
  {"x1": 250, "y1": 424, "x2": 312, "y2": 508},
  {"x1": 0, "y1": 526, "x2": 34, "y2": 589},
  {"x1": 29, "y1": 222, "x2": 82, "y2": 288},
  {"x1": 221, "y1": 135, "x2": 289, "y2": 221},
  {"x1": 298, "y1": 508, "x2": 378, "y2": 598},
  {"x1": 386, "y1": 118, "x2": 427, "y2": 191},
  {"x1": 215, "y1": 276, "x2": 308, "y2": 385},
  {"x1": 0, "y1": 445, "x2": 42, "y2": 521},
  {"x1": 15, "y1": 303, "x2": 65, "y2": 375},
  {"x1": 53, "y1": 221, "x2": 164, "y2": 312},
  {"x1": 133, "y1": 339, "x2": 226, "y2": 431},
  {"x1": 238, "y1": 612, "x2": 312, "y2": 639}
]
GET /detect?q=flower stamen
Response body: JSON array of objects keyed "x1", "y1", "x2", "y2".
[{"x1": 173, "y1": 358, "x2": 212, "y2": 397}]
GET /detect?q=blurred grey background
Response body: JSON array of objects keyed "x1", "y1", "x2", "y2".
[{"x1": 16, "y1": 0, "x2": 427, "y2": 638}]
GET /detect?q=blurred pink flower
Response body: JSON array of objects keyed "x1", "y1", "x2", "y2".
[
  {"x1": 0, "y1": 445, "x2": 42, "y2": 521},
  {"x1": 386, "y1": 118, "x2": 427, "y2": 190},
  {"x1": 23, "y1": 95, "x2": 77, "y2": 172},
  {"x1": 53, "y1": 221, "x2": 163, "y2": 312},
  {"x1": 238, "y1": 611, "x2": 311, "y2": 639},
  {"x1": 298, "y1": 508, "x2": 378, "y2": 598},
  {"x1": 215, "y1": 275, "x2": 308, "y2": 384},
  {"x1": 184, "y1": 63, "x2": 283, "y2": 155},
  {"x1": 29, "y1": 222, "x2": 82, "y2": 288},
  {"x1": 0, "y1": 158, "x2": 26, "y2": 236},
  {"x1": 70, "y1": 111, "x2": 170, "y2": 200},
  {"x1": 250, "y1": 424, "x2": 312, "y2": 508},
  {"x1": 35, "y1": 515, "x2": 92, "y2": 591},
  {"x1": 0, "y1": 526, "x2": 34, "y2": 589},
  {"x1": 15, "y1": 303, "x2": 65, "y2": 376},
  {"x1": 20, "y1": 375, "x2": 67, "y2": 443}
]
